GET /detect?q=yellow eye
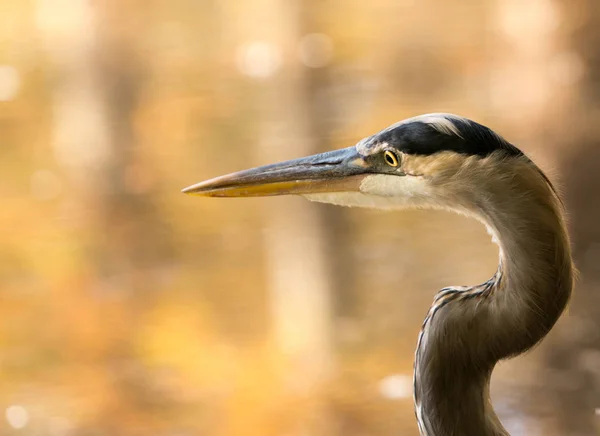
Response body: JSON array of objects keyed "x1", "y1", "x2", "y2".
[{"x1": 384, "y1": 150, "x2": 399, "y2": 167}]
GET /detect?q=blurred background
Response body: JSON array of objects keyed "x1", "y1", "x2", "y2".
[{"x1": 1, "y1": 0, "x2": 599, "y2": 435}]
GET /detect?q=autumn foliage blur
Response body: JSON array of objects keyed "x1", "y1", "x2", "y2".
[{"x1": 1, "y1": 0, "x2": 599, "y2": 435}]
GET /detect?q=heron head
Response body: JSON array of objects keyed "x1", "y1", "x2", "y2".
[{"x1": 183, "y1": 114, "x2": 547, "y2": 213}]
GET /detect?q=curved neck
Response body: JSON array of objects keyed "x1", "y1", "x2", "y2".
[{"x1": 413, "y1": 168, "x2": 574, "y2": 436}]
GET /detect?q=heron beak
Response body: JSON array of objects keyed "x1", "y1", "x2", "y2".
[{"x1": 182, "y1": 147, "x2": 370, "y2": 197}]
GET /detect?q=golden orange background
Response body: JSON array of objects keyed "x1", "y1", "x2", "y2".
[{"x1": 1, "y1": 0, "x2": 599, "y2": 435}]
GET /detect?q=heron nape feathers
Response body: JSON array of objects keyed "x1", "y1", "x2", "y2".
[{"x1": 183, "y1": 113, "x2": 574, "y2": 436}]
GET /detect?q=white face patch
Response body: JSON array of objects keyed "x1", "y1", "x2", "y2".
[
  {"x1": 360, "y1": 174, "x2": 428, "y2": 198},
  {"x1": 303, "y1": 174, "x2": 437, "y2": 210}
]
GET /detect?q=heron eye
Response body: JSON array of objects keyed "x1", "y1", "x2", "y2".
[{"x1": 384, "y1": 150, "x2": 399, "y2": 167}]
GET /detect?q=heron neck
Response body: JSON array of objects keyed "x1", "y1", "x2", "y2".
[{"x1": 414, "y1": 172, "x2": 573, "y2": 436}]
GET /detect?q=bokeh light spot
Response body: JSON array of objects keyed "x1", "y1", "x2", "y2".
[
  {"x1": 5, "y1": 405, "x2": 29, "y2": 429},
  {"x1": 379, "y1": 374, "x2": 412, "y2": 400},
  {"x1": 236, "y1": 41, "x2": 281, "y2": 79},
  {"x1": 0, "y1": 65, "x2": 20, "y2": 102}
]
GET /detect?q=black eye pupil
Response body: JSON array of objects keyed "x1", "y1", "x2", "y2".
[{"x1": 385, "y1": 152, "x2": 397, "y2": 166}]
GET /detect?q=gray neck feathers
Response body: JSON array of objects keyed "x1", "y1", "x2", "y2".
[{"x1": 413, "y1": 159, "x2": 574, "y2": 436}]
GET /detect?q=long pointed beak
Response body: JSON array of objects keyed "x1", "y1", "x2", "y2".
[{"x1": 182, "y1": 147, "x2": 370, "y2": 197}]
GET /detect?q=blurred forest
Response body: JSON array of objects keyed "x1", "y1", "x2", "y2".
[{"x1": 1, "y1": 0, "x2": 599, "y2": 435}]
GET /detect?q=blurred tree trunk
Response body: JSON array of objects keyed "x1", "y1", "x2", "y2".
[
  {"x1": 36, "y1": 1, "x2": 173, "y2": 430},
  {"x1": 484, "y1": 1, "x2": 600, "y2": 434},
  {"x1": 38, "y1": 0, "x2": 171, "y2": 288},
  {"x1": 239, "y1": 1, "x2": 337, "y2": 433},
  {"x1": 540, "y1": 2, "x2": 600, "y2": 434}
]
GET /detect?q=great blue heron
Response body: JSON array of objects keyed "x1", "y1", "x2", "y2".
[{"x1": 183, "y1": 114, "x2": 574, "y2": 436}]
